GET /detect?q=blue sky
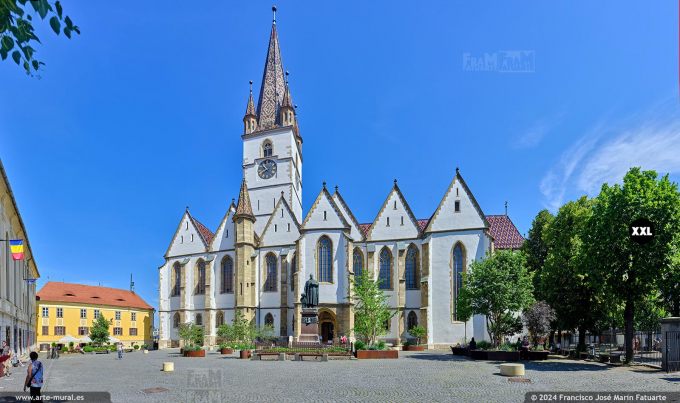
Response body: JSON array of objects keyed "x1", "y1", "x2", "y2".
[{"x1": 1, "y1": 1, "x2": 678, "y2": 313}]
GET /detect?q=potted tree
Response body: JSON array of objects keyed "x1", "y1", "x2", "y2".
[
  {"x1": 179, "y1": 323, "x2": 205, "y2": 357},
  {"x1": 90, "y1": 314, "x2": 112, "y2": 354},
  {"x1": 522, "y1": 301, "x2": 555, "y2": 360},
  {"x1": 216, "y1": 323, "x2": 234, "y2": 355},
  {"x1": 403, "y1": 326, "x2": 426, "y2": 351},
  {"x1": 351, "y1": 271, "x2": 398, "y2": 359},
  {"x1": 229, "y1": 310, "x2": 256, "y2": 359}
]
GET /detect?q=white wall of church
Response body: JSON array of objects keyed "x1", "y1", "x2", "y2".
[
  {"x1": 427, "y1": 230, "x2": 490, "y2": 345},
  {"x1": 298, "y1": 230, "x2": 348, "y2": 304}
]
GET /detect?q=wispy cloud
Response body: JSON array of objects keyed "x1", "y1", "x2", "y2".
[
  {"x1": 515, "y1": 112, "x2": 565, "y2": 149},
  {"x1": 540, "y1": 101, "x2": 680, "y2": 211}
]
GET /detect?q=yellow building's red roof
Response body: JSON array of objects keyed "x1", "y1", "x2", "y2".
[{"x1": 37, "y1": 282, "x2": 153, "y2": 310}]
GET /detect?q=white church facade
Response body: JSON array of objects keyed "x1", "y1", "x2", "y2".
[{"x1": 157, "y1": 12, "x2": 524, "y2": 349}]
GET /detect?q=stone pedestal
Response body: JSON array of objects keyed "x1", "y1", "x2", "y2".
[{"x1": 298, "y1": 308, "x2": 320, "y2": 344}]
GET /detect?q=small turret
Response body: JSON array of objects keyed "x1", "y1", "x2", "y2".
[
  {"x1": 243, "y1": 80, "x2": 258, "y2": 134},
  {"x1": 279, "y1": 71, "x2": 296, "y2": 127}
]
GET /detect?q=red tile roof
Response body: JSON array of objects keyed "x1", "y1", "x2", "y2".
[
  {"x1": 37, "y1": 282, "x2": 154, "y2": 310},
  {"x1": 417, "y1": 219, "x2": 429, "y2": 233},
  {"x1": 190, "y1": 216, "x2": 215, "y2": 246},
  {"x1": 486, "y1": 215, "x2": 524, "y2": 250},
  {"x1": 358, "y1": 224, "x2": 371, "y2": 237}
]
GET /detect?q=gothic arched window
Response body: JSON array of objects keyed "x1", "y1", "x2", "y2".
[
  {"x1": 195, "y1": 260, "x2": 206, "y2": 295},
  {"x1": 405, "y1": 245, "x2": 419, "y2": 290},
  {"x1": 317, "y1": 236, "x2": 333, "y2": 283},
  {"x1": 264, "y1": 313, "x2": 274, "y2": 327},
  {"x1": 171, "y1": 262, "x2": 181, "y2": 297},
  {"x1": 379, "y1": 247, "x2": 392, "y2": 290},
  {"x1": 353, "y1": 248, "x2": 363, "y2": 278},
  {"x1": 173, "y1": 312, "x2": 180, "y2": 328},
  {"x1": 407, "y1": 310, "x2": 418, "y2": 330},
  {"x1": 453, "y1": 243, "x2": 465, "y2": 320},
  {"x1": 263, "y1": 140, "x2": 273, "y2": 157},
  {"x1": 221, "y1": 256, "x2": 233, "y2": 294},
  {"x1": 216, "y1": 311, "x2": 224, "y2": 327},
  {"x1": 195, "y1": 314, "x2": 203, "y2": 326},
  {"x1": 264, "y1": 253, "x2": 277, "y2": 292},
  {"x1": 290, "y1": 254, "x2": 297, "y2": 291}
]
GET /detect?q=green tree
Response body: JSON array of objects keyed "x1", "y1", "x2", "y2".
[
  {"x1": 351, "y1": 270, "x2": 395, "y2": 348},
  {"x1": 408, "y1": 325, "x2": 426, "y2": 346},
  {"x1": 457, "y1": 250, "x2": 534, "y2": 347},
  {"x1": 660, "y1": 247, "x2": 680, "y2": 316},
  {"x1": 522, "y1": 301, "x2": 556, "y2": 347},
  {"x1": 541, "y1": 196, "x2": 605, "y2": 352},
  {"x1": 1, "y1": 0, "x2": 79, "y2": 74},
  {"x1": 90, "y1": 314, "x2": 111, "y2": 346},
  {"x1": 522, "y1": 209, "x2": 554, "y2": 301},
  {"x1": 586, "y1": 167, "x2": 680, "y2": 362},
  {"x1": 178, "y1": 322, "x2": 204, "y2": 347}
]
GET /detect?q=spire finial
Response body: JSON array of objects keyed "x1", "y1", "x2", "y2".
[
  {"x1": 394, "y1": 179, "x2": 398, "y2": 186},
  {"x1": 456, "y1": 166, "x2": 460, "y2": 174},
  {"x1": 249, "y1": 80, "x2": 253, "y2": 94},
  {"x1": 285, "y1": 70, "x2": 289, "y2": 84},
  {"x1": 335, "y1": 185, "x2": 338, "y2": 193},
  {"x1": 505, "y1": 201, "x2": 508, "y2": 216},
  {"x1": 272, "y1": 5, "x2": 277, "y2": 23},
  {"x1": 323, "y1": 181, "x2": 327, "y2": 189},
  {"x1": 185, "y1": 205, "x2": 189, "y2": 212}
]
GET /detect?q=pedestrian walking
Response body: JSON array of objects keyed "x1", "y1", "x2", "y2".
[
  {"x1": 117, "y1": 343, "x2": 123, "y2": 360},
  {"x1": 23, "y1": 352, "x2": 43, "y2": 400},
  {"x1": 1, "y1": 341, "x2": 12, "y2": 377}
]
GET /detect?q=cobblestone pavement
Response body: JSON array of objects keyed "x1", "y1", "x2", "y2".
[{"x1": 0, "y1": 349, "x2": 678, "y2": 402}]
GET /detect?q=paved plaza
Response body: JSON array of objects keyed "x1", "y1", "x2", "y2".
[{"x1": 0, "y1": 349, "x2": 678, "y2": 402}]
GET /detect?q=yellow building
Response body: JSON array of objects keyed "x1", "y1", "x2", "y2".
[{"x1": 36, "y1": 282, "x2": 154, "y2": 350}]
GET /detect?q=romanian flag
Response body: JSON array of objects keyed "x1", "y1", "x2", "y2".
[{"x1": 9, "y1": 240, "x2": 24, "y2": 260}]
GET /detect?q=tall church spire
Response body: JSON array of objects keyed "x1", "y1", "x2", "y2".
[
  {"x1": 256, "y1": 6, "x2": 286, "y2": 130},
  {"x1": 233, "y1": 178, "x2": 255, "y2": 221}
]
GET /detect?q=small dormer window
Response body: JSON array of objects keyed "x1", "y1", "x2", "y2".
[
  {"x1": 263, "y1": 141, "x2": 273, "y2": 157},
  {"x1": 455, "y1": 200, "x2": 461, "y2": 212}
]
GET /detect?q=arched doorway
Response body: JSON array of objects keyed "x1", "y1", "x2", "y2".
[{"x1": 318, "y1": 310, "x2": 336, "y2": 343}]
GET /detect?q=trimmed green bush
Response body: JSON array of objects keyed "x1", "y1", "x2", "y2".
[
  {"x1": 82, "y1": 346, "x2": 94, "y2": 353},
  {"x1": 354, "y1": 340, "x2": 366, "y2": 351},
  {"x1": 133, "y1": 345, "x2": 140, "y2": 350},
  {"x1": 477, "y1": 341, "x2": 492, "y2": 350}
]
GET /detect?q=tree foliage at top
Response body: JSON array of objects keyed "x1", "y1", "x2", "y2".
[
  {"x1": 522, "y1": 301, "x2": 556, "y2": 347},
  {"x1": 1, "y1": 0, "x2": 79, "y2": 74},
  {"x1": 522, "y1": 209, "x2": 554, "y2": 301},
  {"x1": 585, "y1": 167, "x2": 680, "y2": 362},
  {"x1": 457, "y1": 250, "x2": 534, "y2": 347}
]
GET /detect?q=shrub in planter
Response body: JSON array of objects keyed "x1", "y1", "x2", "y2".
[
  {"x1": 183, "y1": 345, "x2": 205, "y2": 357},
  {"x1": 354, "y1": 340, "x2": 366, "y2": 351},
  {"x1": 61, "y1": 346, "x2": 69, "y2": 353},
  {"x1": 486, "y1": 350, "x2": 520, "y2": 361},
  {"x1": 68, "y1": 342, "x2": 75, "y2": 351},
  {"x1": 218, "y1": 343, "x2": 233, "y2": 355},
  {"x1": 133, "y1": 345, "x2": 140, "y2": 350},
  {"x1": 82, "y1": 346, "x2": 94, "y2": 353},
  {"x1": 528, "y1": 350, "x2": 549, "y2": 360},
  {"x1": 469, "y1": 349, "x2": 488, "y2": 360},
  {"x1": 476, "y1": 341, "x2": 492, "y2": 350}
]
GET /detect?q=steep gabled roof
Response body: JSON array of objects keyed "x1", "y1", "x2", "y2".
[
  {"x1": 424, "y1": 168, "x2": 489, "y2": 233},
  {"x1": 332, "y1": 188, "x2": 364, "y2": 241},
  {"x1": 259, "y1": 192, "x2": 301, "y2": 238},
  {"x1": 189, "y1": 215, "x2": 215, "y2": 247},
  {"x1": 300, "y1": 184, "x2": 350, "y2": 230},
  {"x1": 366, "y1": 180, "x2": 421, "y2": 240},
  {"x1": 486, "y1": 215, "x2": 525, "y2": 250}
]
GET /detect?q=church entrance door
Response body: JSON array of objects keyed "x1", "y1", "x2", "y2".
[{"x1": 321, "y1": 322, "x2": 334, "y2": 343}]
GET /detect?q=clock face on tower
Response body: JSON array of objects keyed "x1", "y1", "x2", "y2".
[{"x1": 258, "y1": 159, "x2": 277, "y2": 179}]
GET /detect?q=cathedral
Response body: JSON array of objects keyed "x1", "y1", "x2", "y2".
[{"x1": 157, "y1": 11, "x2": 524, "y2": 349}]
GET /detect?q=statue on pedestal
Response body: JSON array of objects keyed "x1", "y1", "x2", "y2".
[{"x1": 302, "y1": 274, "x2": 319, "y2": 308}]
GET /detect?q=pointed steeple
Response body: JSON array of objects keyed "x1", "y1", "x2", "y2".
[
  {"x1": 256, "y1": 7, "x2": 286, "y2": 130},
  {"x1": 279, "y1": 71, "x2": 296, "y2": 127},
  {"x1": 243, "y1": 80, "x2": 258, "y2": 134},
  {"x1": 233, "y1": 178, "x2": 255, "y2": 221}
]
